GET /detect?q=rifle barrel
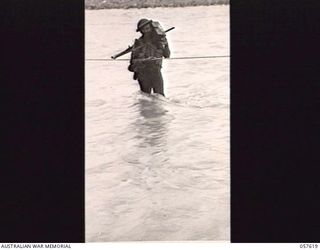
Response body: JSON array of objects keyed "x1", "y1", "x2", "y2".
[
  {"x1": 165, "y1": 27, "x2": 175, "y2": 33},
  {"x1": 111, "y1": 46, "x2": 133, "y2": 60}
]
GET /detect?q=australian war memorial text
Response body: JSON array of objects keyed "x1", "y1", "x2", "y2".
[{"x1": 1, "y1": 244, "x2": 71, "y2": 249}]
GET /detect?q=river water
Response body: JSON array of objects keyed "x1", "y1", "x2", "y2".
[{"x1": 85, "y1": 5, "x2": 229, "y2": 241}]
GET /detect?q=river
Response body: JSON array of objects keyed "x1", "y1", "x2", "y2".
[{"x1": 85, "y1": 5, "x2": 229, "y2": 241}]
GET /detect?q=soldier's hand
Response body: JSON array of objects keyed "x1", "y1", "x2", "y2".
[
  {"x1": 160, "y1": 37, "x2": 168, "y2": 45},
  {"x1": 159, "y1": 41, "x2": 168, "y2": 49},
  {"x1": 128, "y1": 64, "x2": 134, "y2": 72}
]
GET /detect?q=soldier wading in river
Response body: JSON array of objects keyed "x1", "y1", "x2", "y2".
[{"x1": 128, "y1": 19, "x2": 170, "y2": 96}]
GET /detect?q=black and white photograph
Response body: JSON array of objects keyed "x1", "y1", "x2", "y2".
[
  {"x1": 85, "y1": 0, "x2": 230, "y2": 241},
  {"x1": 3, "y1": 0, "x2": 320, "y2": 246}
]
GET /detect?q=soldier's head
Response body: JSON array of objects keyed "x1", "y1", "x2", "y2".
[{"x1": 136, "y1": 19, "x2": 153, "y2": 34}]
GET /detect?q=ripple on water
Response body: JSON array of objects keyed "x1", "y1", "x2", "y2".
[{"x1": 86, "y1": 99, "x2": 106, "y2": 107}]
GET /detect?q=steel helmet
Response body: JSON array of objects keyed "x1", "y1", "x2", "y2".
[{"x1": 136, "y1": 18, "x2": 152, "y2": 32}]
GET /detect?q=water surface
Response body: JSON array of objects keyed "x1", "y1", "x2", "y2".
[{"x1": 86, "y1": 5, "x2": 229, "y2": 241}]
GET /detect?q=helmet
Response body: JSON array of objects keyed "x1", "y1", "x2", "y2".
[{"x1": 136, "y1": 18, "x2": 152, "y2": 32}]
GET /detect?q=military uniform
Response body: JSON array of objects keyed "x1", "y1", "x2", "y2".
[{"x1": 128, "y1": 19, "x2": 170, "y2": 96}]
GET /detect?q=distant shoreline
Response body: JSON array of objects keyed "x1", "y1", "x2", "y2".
[{"x1": 85, "y1": 0, "x2": 229, "y2": 10}]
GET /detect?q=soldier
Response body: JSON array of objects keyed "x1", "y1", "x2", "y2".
[{"x1": 128, "y1": 19, "x2": 170, "y2": 96}]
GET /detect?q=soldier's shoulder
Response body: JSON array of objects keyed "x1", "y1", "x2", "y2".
[{"x1": 135, "y1": 37, "x2": 145, "y2": 43}]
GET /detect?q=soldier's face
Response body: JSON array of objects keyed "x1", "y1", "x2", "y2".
[{"x1": 141, "y1": 24, "x2": 152, "y2": 34}]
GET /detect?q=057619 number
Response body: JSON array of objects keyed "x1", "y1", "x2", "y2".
[{"x1": 300, "y1": 244, "x2": 318, "y2": 248}]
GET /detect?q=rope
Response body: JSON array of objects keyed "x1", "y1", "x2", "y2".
[{"x1": 85, "y1": 55, "x2": 230, "y2": 62}]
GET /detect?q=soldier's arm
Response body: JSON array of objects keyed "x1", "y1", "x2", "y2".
[
  {"x1": 128, "y1": 39, "x2": 139, "y2": 72},
  {"x1": 131, "y1": 39, "x2": 141, "y2": 59},
  {"x1": 161, "y1": 37, "x2": 170, "y2": 58},
  {"x1": 129, "y1": 39, "x2": 145, "y2": 72}
]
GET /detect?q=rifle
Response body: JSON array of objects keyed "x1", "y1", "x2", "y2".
[{"x1": 111, "y1": 27, "x2": 175, "y2": 60}]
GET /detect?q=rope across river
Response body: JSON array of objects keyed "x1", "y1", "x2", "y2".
[
  {"x1": 85, "y1": 55, "x2": 230, "y2": 62},
  {"x1": 87, "y1": 26, "x2": 229, "y2": 62}
]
